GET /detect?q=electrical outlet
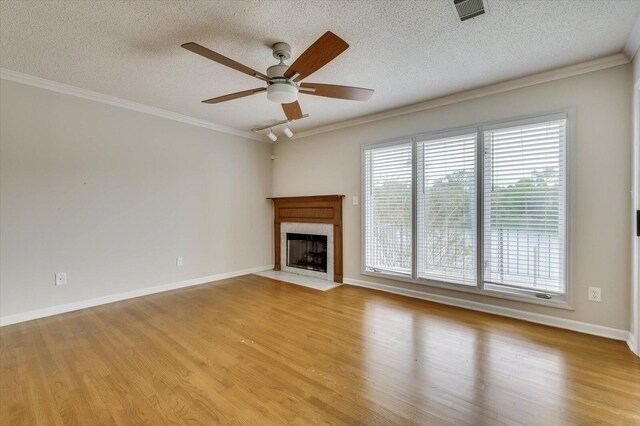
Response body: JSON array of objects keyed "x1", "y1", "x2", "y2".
[
  {"x1": 352, "y1": 196, "x2": 359, "y2": 205},
  {"x1": 588, "y1": 287, "x2": 601, "y2": 302},
  {"x1": 55, "y1": 273, "x2": 67, "y2": 286},
  {"x1": 176, "y1": 257, "x2": 183, "y2": 267}
]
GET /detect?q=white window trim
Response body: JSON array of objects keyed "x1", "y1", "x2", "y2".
[{"x1": 361, "y1": 109, "x2": 576, "y2": 309}]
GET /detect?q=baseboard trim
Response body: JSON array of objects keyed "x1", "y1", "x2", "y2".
[
  {"x1": 628, "y1": 332, "x2": 639, "y2": 356},
  {"x1": 0, "y1": 265, "x2": 274, "y2": 327},
  {"x1": 344, "y1": 277, "x2": 629, "y2": 342}
]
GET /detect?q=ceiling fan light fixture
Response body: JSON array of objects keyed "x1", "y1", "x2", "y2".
[
  {"x1": 267, "y1": 129, "x2": 278, "y2": 142},
  {"x1": 267, "y1": 82, "x2": 298, "y2": 104}
]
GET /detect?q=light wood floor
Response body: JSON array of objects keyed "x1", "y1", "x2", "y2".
[{"x1": 1, "y1": 275, "x2": 639, "y2": 425}]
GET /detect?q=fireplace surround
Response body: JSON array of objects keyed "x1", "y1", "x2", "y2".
[{"x1": 268, "y1": 195, "x2": 344, "y2": 283}]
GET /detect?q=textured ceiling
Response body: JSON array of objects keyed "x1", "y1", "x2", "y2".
[{"x1": 1, "y1": 1, "x2": 639, "y2": 134}]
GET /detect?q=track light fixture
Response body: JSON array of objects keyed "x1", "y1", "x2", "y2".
[{"x1": 252, "y1": 114, "x2": 309, "y2": 141}]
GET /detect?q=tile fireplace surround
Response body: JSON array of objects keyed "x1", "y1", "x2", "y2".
[{"x1": 268, "y1": 195, "x2": 344, "y2": 283}]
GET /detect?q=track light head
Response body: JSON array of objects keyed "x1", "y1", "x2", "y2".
[
  {"x1": 267, "y1": 129, "x2": 277, "y2": 142},
  {"x1": 283, "y1": 126, "x2": 293, "y2": 139}
]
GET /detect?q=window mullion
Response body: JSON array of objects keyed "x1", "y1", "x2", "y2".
[
  {"x1": 411, "y1": 138, "x2": 418, "y2": 280},
  {"x1": 477, "y1": 127, "x2": 485, "y2": 290}
]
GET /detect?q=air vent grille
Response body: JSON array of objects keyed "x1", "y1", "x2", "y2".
[{"x1": 454, "y1": 0, "x2": 485, "y2": 21}]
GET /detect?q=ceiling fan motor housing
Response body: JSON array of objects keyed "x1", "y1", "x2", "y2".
[
  {"x1": 266, "y1": 63, "x2": 298, "y2": 104},
  {"x1": 267, "y1": 64, "x2": 288, "y2": 78}
]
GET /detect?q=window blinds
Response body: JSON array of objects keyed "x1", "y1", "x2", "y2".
[
  {"x1": 417, "y1": 133, "x2": 477, "y2": 285},
  {"x1": 364, "y1": 143, "x2": 412, "y2": 275},
  {"x1": 483, "y1": 119, "x2": 566, "y2": 294}
]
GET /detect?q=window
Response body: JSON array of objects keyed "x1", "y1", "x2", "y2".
[
  {"x1": 362, "y1": 113, "x2": 570, "y2": 304},
  {"x1": 364, "y1": 142, "x2": 412, "y2": 276},
  {"x1": 483, "y1": 120, "x2": 566, "y2": 294},
  {"x1": 416, "y1": 132, "x2": 477, "y2": 286}
]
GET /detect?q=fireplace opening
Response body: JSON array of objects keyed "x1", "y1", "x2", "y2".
[{"x1": 286, "y1": 233, "x2": 328, "y2": 273}]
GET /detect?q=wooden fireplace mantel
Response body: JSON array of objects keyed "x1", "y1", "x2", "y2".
[{"x1": 268, "y1": 195, "x2": 344, "y2": 283}]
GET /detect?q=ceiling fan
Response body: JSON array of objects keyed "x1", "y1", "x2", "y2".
[{"x1": 181, "y1": 31, "x2": 374, "y2": 122}]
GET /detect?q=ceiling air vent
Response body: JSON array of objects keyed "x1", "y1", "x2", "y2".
[{"x1": 454, "y1": 0, "x2": 485, "y2": 21}]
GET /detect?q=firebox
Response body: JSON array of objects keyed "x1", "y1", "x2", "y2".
[{"x1": 286, "y1": 233, "x2": 328, "y2": 273}]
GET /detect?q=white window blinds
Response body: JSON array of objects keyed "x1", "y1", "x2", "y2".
[
  {"x1": 417, "y1": 132, "x2": 477, "y2": 285},
  {"x1": 483, "y1": 119, "x2": 567, "y2": 294},
  {"x1": 364, "y1": 143, "x2": 412, "y2": 275}
]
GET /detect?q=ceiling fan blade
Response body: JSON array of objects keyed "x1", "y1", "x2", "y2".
[
  {"x1": 202, "y1": 88, "x2": 266, "y2": 104},
  {"x1": 299, "y1": 83, "x2": 374, "y2": 101},
  {"x1": 182, "y1": 42, "x2": 269, "y2": 81},
  {"x1": 283, "y1": 32, "x2": 349, "y2": 82},
  {"x1": 282, "y1": 101, "x2": 304, "y2": 120}
]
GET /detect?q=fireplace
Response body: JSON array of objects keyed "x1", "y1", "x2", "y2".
[
  {"x1": 286, "y1": 233, "x2": 328, "y2": 273},
  {"x1": 269, "y1": 195, "x2": 344, "y2": 282},
  {"x1": 280, "y1": 222, "x2": 334, "y2": 280}
]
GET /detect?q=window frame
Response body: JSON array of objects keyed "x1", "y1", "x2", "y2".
[
  {"x1": 363, "y1": 138, "x2": 414, "y2": 277},
  {"x1": 414, "y1": 128, "x2": 479, "y2": 286},
  {"x1": 361, "y1": 109, "x2": 575, "y2": 309}
]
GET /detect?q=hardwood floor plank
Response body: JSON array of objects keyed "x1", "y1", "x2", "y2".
[{"x1": 1, "y1": 274, "x2": 639, "y2": 425}]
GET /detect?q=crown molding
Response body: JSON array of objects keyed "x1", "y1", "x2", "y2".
[
  {"x1": 2, "y1": 53, "x2": 629, "y2": 143},
  {"x1": 624, "y1": 15, "x2": 640, "y2": 60},
  {"x1": 294, "y1": 53, "x2": 630, "y2": 140},
  {"x1": 0, "y1": 68, "x2": 265, "y2": 142}
]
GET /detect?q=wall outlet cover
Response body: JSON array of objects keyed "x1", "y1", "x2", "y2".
[
  {"x1": 588, "y1": 286, "x2": 601, "y2": 302},
  {"x1": 176, "y1": 257, "x2": 183, "y2": 266}
]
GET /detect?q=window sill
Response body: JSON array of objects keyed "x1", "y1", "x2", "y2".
[{"x1": 361, "y1": 270, "x2": 574, "y2": 310}]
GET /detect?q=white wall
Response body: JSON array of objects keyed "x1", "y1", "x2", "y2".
[
  {"x1": 273, "y1": 64, "x2": 632, "y2": 330},
  {"x1": 632, "y1": 53, "x2": 640, "y2": 354},
  {"x1": 0, "y1": 63, "x2": 634, "y2": 336},
  {"x1": 0, "y1": 80, "x2": 273, "y2": 318}
]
